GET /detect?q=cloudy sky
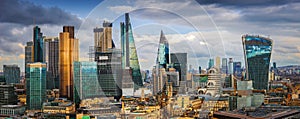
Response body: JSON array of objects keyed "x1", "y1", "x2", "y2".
[{"x1": 1, "y1": 0, "x2": 300, "y2": 71}]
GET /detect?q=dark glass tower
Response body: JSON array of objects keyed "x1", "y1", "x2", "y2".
[
  {"x1": 171, "y1": 53, "x2": 187, "y2": 81},
  {"x1": 242, "y1": 35, "x2": 273, "y2": 90},
  {"x1": 120, "y1": 13, "x2": 143, "y2": 89},
  {"x1": 33, "y1": 26, "x2": 44, "y2": 62},
  {"x1": 3, "y1": 65, "x2": 20, "y2": 84},
  {"x1": 45, "y1": 37, "x2": 59, "y2": 89}
]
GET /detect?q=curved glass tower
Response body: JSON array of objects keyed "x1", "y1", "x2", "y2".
[{"x1": 242, "y1": 35, "x2": 273, "y2": 90}]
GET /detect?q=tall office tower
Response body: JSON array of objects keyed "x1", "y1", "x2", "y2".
[
  {"x1": 93, "y1": 21, "x2": 122, "y2": 99},
  {"x1": 208, "y1": 58, "x2": 214, "y2": 69},
  {"x1": 215, "y1": 56, "x2": 221, "y2": 69},
  {"x1": 152, "y1": 67, "x2": 167, "y2": 95},
  {"x1": 221, "y1": 58, "x2": 228, "y2": 74},
  {"x1": 171, "y1": 53, "x2": 187, "y2": 81},
  {"x1": 199, "y1": 66, "x2": 202, "y2": 74},
  {"x1": 233, "y1": 62, "x2": 242, "y2": 77},
  {"x1": 156, "y1": 30, "x2": 170, "y2": 69},
  {"x1": 25, "y1": 41, "x2": 34, "y2": 71},
  {"x1": 3, "y1": 65, "x2": 20, "y2": 84},
  {"x1": 242, "y1": 35, "x2": 273, "y2": 90},
  {"x1": 44, "y1": 37, "x2": 59, "y2": 89},
  {"x1": 96, "y1": 49, "x2": 122, "y2": 98},
  {"x1": 94, "y1": 21, "x2": 113, "y2": 52},
  {"x1": 120, "y1": 13, "x2": 143, "y2": 89},
  {"x1": 152, "y1": 30, "x2": 170, "y2": 95},
  {"x1": 59, "y1": 26, "x2": 79, "y2": 100},
  {"x1": 26, "y1": 62, "x2": 46, "y2": 110},
  {"x1": 63, "y1": 26, "x2": 74, "y2": 38},
  {"x1": 0, "y1": 84, "x2": 18, "y2": 105},
  {"x1": 73, "y1": 61, "x2": 99, "y2": 105},
  {"x1": 228, "y1": 58, "x2": 233, "y2": 74},
  {"x1": 33, "y1": 26, "x2": 44, "y2": 62}
]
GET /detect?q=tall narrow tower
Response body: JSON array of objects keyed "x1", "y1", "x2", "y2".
[
  {"x1": 33, "y1": 26, "x2": 44, "y2": 62},
  {"x1": 120, "y1": 13, "x2": 143, "y2": 90},
  {"x1": 59, "y1": 26, "x2": 79, "y2": 100},
  {"x1": 156, "y1": 30, "x2": 170, "y2": 69}
]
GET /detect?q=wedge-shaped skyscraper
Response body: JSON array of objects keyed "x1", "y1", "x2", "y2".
[
  {"x1": 120, "y1": 13, "x2": 143, "y2": 89},
  {"x1": 242, "y1": 35, "x2": 272, "y2": 90}
]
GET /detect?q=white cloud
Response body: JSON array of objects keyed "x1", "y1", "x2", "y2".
[{"x1": 109, "y1": 5, "x2": 134, "y2": 14}]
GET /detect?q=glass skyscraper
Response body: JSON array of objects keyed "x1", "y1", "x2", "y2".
[
  {"x1": 33, "y1": 26, "x2": 44, "y2": 62},
  {"x1": 25, "y1": 41, "x2": 34, "y2": 76},
  {"x1": 171, "y1": 53, "x2": 187, "y2": 81},
  {"x1": 93, "y1": 21, "x2": 122, "y2": 99},
  {"x1": 208, "y1": 58, "x2": 214, "y2": 69},
  {"x1": 242, "y1": 35, "x2": 273, "y2": 90},
  {"x1": 221, "y1": 58, "x2": 228, "y2": 74},
  {"x1": 59, "y1": 26, "x2": 79, "y2": 100},
  {"x1": 3, "y1": 65, "x2": 20, "y2": 84},
  {"x1": 73, "y1": 61, "x2": 99, "y2": 105},
  {"x1": 44, "y1": 37, "x2": 60, "y2": 89},
  {"x1": 26, "y1": 62, "x2": 46, "y2": 110},
  {"x1": 156, "y1": 30, "x2": 170, "y2": 69},
  {"x1": 228, "y1": 58, "x2": 233, "y2": 74},
  {"x1": 120, "y1": 13, "x2": 143, "y2": 90}
]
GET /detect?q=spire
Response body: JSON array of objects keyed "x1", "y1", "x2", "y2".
[
  {"x1": 156, "y1": 30, "x2": 170, "y2": 69},
  {"x1": 159, "y1": 30, "x2": 167, "y2": 44}
]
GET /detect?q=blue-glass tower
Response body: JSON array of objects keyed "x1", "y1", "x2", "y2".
[
  {"x1": 120, "y1": 13, "x2": 143, "y2": 89},
  {"x1": 156, "y1": 30, "x2": 170, "y2": 69},
  {"x1": 208, "y1": 58, "x2": 214, "y2": 69},
  {"x1": 73, "y1": 61, "x2": 99, "y2": 105},
  {"x1": 33, "y1": 26, "x2": 44, "y2": 62},
  {"x1": 242, "y1": 35, "x2": 273, "y2": 90},
  {"x1": 26, "y1": 62, "x2": 46, "y2": 110}
]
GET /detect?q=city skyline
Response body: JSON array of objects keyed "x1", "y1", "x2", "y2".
[{"x1": 1, "y1": 0, "x2": 300, "y2": 71}]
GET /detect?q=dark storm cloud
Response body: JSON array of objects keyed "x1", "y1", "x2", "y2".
[
  {"x1": 195, "y1": 0, "x2": 300, "y2": 7},
  {"x1": 0, "y1": 0, "x2": 81, "y2": 27}
]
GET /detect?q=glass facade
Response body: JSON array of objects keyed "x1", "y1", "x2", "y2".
[
  {"x1": 221, "y1": 58, "x2": 228, "y2": 74},
  {"x1": 157, "y1": 30, "x2": 170, "y2": 69},
  {"x1": 208, "y1": 58, "x2": 214, "y2": 69},
  {"x1": 120, "y1": 13, "x2": 143, "y2": 90},
  {"x1": 233, "y1": 62, "x2": 242, "y2": 77},
  {"x1": 171, "y1": 53, "x2": 187, "y2": 81},
  {"x1": 47, "y1": 38, "x2": 59, "y2": 89},
  {"x1": 242, "y1": 35, "x2": 272, "y2": 90},
  {"x1": 25, "y1": 41, "x2": 34, "y2": 77},
  {"x1": 96, "y1": 50, "x2": 122, "y2": 98},
  {"x1": 3, "y1": 65, "x2": 20, "y2": 84},
  {"x1": 59, "y1": 26, "x2": 79, "y2": 100},
  {"x1": 33, "y1": 26, "x2": 44, "y2": 62},
  {"x1": 73, "y1": 61, "x2": 99, "y2": 105},
  {"x1": 26, "y1": 63, "x2": 46, "y2": 110}
]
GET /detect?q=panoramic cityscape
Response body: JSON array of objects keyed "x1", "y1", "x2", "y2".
[{"x1": 1, "y1": 0, "x2": 300, "y2": 119}]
